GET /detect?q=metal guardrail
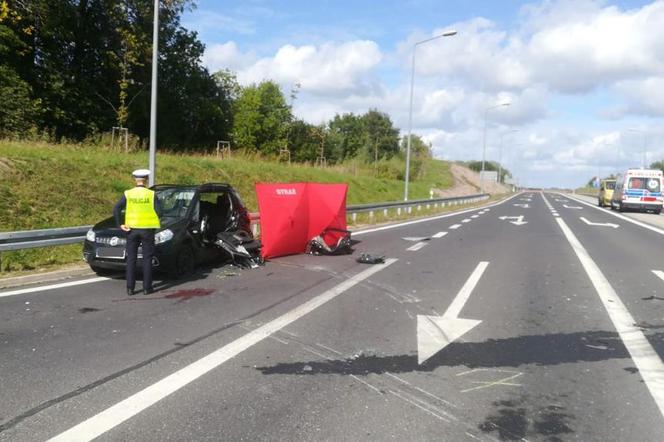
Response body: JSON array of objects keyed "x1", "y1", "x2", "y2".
[{"x1": 0, "y1": 193, "x2": 489, "y2": 253}]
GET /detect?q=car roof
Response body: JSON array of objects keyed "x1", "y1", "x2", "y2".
[{"x1": 153, "y1": 183, "x2": 235, "y2": 192}]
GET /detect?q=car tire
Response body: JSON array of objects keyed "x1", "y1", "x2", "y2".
[
  {"x1": 618, "y1": 203, "x2": 625, "y2": 212},
  {"x1": 598, "y1": 199, "x2": 603, "y2": 207},
  {"x1": 173, "y1": 244, "x2": 196, "y2": 279}
]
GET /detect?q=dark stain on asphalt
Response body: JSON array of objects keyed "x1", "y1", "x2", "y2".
[
  {"x1": 624, "y1": 367, "x2": 639, "y2": 374},
  {"x1": 255, "y1": 330, "x2": 632, "y2": 375},
  {"x1": 642, "y1": 295, "x2": 664, "y2": 301},
  {"x1": 165, "y1": 288, "x2": 215, "y2": 302},
  {"x1": 78, "y1": 307, "x2": 100, "y2": 313},
  {"x1": 479, "y1": 400, "x2": 574, "y2": 441},
  {"x1": 634, "y1": 321, "x2": 664, "y2": 330},
  {"x1": 479, "y1": 405, "x2": 528, "y2": 440}
]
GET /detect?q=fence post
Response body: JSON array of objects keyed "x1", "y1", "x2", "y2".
[{"x1": 352, "y1": 213, "x2": 357, "y2": 223}]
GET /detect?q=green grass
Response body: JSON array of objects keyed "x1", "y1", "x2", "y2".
[{"x1": 0, "y1": 141, "x2": 456, "y2": 273}]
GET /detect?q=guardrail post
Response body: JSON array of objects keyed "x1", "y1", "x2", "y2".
[
  {"x1": 352, "y1": 213, "x2": 357, "y2": 223},
  {"x1": 369, "y1": 210, "x2": 374, "y2": 220},
  {"x1": 397, "y1": 207, "x2": 401, "y2": 216},
  {"x1": 252, "y1": 223, "x2": 259, "y2": 237},
  {"x1": 417, "y1": 205, "x2": 421, "y2": 211},
  {"x1": 383, "y1": 208, "x2": 388, "y2": 217},
  {"x1": 426, "y1": 204, "x2": 430, "y2": 210}
]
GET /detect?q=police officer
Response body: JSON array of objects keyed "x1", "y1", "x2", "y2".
[{"x1": 113, "y1": 169, "x2": 162, "y2": 296}]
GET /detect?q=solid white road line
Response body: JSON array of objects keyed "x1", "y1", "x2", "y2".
[
  {"x1": 353, "y1": 193, "x2": 521, "y2": 236},
  {"x1": 449, "y1": 224, "x2": 462, "y2": 230},
  {"x1": 555, "y1": 216, "x2": 664, "y2": 419},
  {"x1": 432, "y1": 232, "x2": 448, "y2": 239},
  {"x1": 0, "y1": 277, "x2": 109, "y2": 299},
  {"x1": 48, "y1": 259, "x2": 397, "y2": 442},
  {"x1": 563, "y1": 193, "x2": 664, "y2": 237},
  {"x1": 407, "y1": 242, "x2": 428, "y2": 252}
]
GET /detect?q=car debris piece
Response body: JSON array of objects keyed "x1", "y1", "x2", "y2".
[
  {"x1": 356, "y1": 254, "x2": 385, "y2": 264},
  {"x1": 215, "y1": 231, "x2": 263, "y2": 269},
  {"x1": 306, "y1": 228, "x2": 352, "y2": 256}
]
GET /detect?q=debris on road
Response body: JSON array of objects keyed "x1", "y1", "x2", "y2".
[{"x1": 356, "y1": 254, "x2": 386, "y2": 264}]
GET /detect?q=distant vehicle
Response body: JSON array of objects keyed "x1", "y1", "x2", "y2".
[
  {"x1": 610, "y1": 169, "x2": 663, "y2": 214},
  {"x1": 83, "y1": 183, "x2": 258, "y2": 278},
  {"x1": 597, "y1": 179, "x2": 616, "y2": 207}
]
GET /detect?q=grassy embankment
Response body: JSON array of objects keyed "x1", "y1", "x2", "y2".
[{"x1": 0, "y1": 141, "x2": 456, "y2": 273}]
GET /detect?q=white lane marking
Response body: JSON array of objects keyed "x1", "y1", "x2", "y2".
[
  {"x1": 563, "y1": 193, "x2": 664, "y2": 237},
  {"x1": 513, "y1": 203, "x2": 530, "y2": 208},
  {"x1": 0, "y1": 277, "x2": 109, "y2": 299},
  {"x1": 653, "y1": 270, "x2": 664, "y2": 283},
  {"x1": 48, "y1": 259, "x2": 398, "y2": 442},
  {"x1": 352, "y1": 193, "x2": 521, "y2": 236},
  {"x1": 432, "y1": 232, "x2": 448, "y2": 238},
  {"x1": 461, "y1": 219, "x2": 471, "y2": 223},
  {"x1": 563, "y1": 204, "x2": 583, "y2": 209},
  {"x1": 407, "y1": 242, "x2": 428, "y2": 252},
  {"x1": 471, "y1": 215, "x2": 479, "y2": 219},
  {"x1": 554, "y1": 215, "x2": 664, "y2": 419},
  {"x1": 580, "y1": 217, "x2": 619, "y2": 228},
  {"x1": 449, "y1": 224, "x2": 462, "y2": 229}
]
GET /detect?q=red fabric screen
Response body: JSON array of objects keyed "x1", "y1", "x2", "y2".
[{"x1": 256, "y1": 183, "x2": 348, "y2": 258}]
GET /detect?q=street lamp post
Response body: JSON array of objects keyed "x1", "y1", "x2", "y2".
[
  {"x1": 404, "y1": 30, "x2": 457, "y2": 201},
  {"x1": 498, "y1": 129, "x2": 519, "y2": 184},
  {"x1": 481, "y1": 102, "x2": 510, "y2": 193},
  {"x1": 148, "y1": 0, "x2": 159, "y2": 186},
  {"x1": 628, "y1": 128, "x2": 647, "y2": 169}
]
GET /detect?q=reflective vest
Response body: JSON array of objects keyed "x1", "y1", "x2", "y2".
[{"x1": 124, "y1": 187, "x2": 160, "y2": 229}]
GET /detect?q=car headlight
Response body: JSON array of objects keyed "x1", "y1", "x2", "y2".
[
  {"x1": 154, "y1": 229, "x2": 174, "y2": 244},
  {"x1": 86, "y1": 230, "x2": 96, "y2": 242}
]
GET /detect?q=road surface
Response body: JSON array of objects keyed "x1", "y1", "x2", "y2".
[{"x1": 2, "y1": 192, "x2": 664, "y2": 441}]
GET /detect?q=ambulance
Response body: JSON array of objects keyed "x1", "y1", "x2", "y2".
[{"x1": 610, "y1": 169, "x2": 663, "y2": 214}]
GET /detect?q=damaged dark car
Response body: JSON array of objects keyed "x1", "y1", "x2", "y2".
[{"x1": 83, "y1": 183, "x2": 261, "y2": 278}]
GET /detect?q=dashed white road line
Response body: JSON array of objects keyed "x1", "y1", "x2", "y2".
[
  {"x1": 432, "y1": 232, "x2": 448, "y2": 239},
  {"x1": 48, "y1": 259, "x2": 398, "y2": 442},
  {"x1": 0, "y1": 277, "x2": 110, "y2": 299},
  {"x1": 407, "y1": 242, "x2": 428, "y2": 252},
  {"x1": 449, "y1": 224, "x2": 462, "y2": 230},
  {"x1": 653, "y1": 270, "x2": 664, "y2": 283},
  {"x1": 461, "y1": 219, "x2": 471, "y2": 223},
  {"x1": 471, "y1": 215, "x2": 479, "y2": 219}
]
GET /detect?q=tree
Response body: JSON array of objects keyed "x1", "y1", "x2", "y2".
[
  {"x1": 361, "y1": 109, "x2": 400, "y2": 162},
  {"x1": 326, "y1": 113, "x2": 364, "y2": 161},
  {"x1": 232, "y1": 80, "x2": 290, "y2": 154},
  {"x1": 650, "y1": 160, "x2": 664, "y2": 173}
]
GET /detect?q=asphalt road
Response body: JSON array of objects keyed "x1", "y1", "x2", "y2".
[{"x1": 2, "y1": 192, "x2": 664, "y2": 441}]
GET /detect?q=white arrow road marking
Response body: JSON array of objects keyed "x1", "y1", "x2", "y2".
[
  {"x1": 432, "y1": 231, "x2": 448, "y2": 238},
  {"x1": 402, "y1": 236, "x2": 430, "y2": 242},
  {"x1": 563, "y1": 204, "x2": 583, "y2": 209},
  {"x1": 580, "y1": 217, "x2": 619, "y2": 228},
  {"x1": 513, "y1": 203, "x2": 530, "y2": 208},
  {"x1": 48, "y1": 259, "x2": 397, "y2": 442},
  {"x1": 450, "y1": 224, "x2": 462, "y2": 229},
  {"x1": 555, "y1": 216, "x2": 664, "y2": 419},
  {"x1": 499, "y1": 215, "x2": 528, "y2": 226},
  {"x1": 407, "y1": 242, "x2": 428, "y2": 252},
  {"x1": 417, "y1": 261, "x2": 488, "y2": 365}
]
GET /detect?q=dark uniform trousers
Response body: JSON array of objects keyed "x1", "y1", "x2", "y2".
[{"x1": 125, "y1": 228, "x2": 156, "y2": 290}]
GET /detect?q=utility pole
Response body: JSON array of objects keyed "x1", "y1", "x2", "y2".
[{"x1": 148, "y1": 0, "x2": 159, "y2": 186}]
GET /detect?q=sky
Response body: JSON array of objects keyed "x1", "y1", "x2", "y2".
[{"x1": 182, "y1": 0, "x2": 664, "y2": 188}]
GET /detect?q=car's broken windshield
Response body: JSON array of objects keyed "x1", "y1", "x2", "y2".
[{"x1": 156, "y1": 188, "x2": 196, "y2": 220}]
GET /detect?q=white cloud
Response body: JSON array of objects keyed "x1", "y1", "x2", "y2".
[
  {"x1": 238, "y1": 41, "x2": 383, "y2": 95},
  {"x1": 203, "y1": 41, "x2": 257, "y2": 73}
]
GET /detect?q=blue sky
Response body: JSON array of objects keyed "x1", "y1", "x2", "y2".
[{"x1": 183, "y1": 0, "x2": 664, "y2": 188}]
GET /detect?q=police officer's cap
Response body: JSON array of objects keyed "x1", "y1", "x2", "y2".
[{"x1": 132, "y1": 169, "x2": 150, "y2": 178}]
